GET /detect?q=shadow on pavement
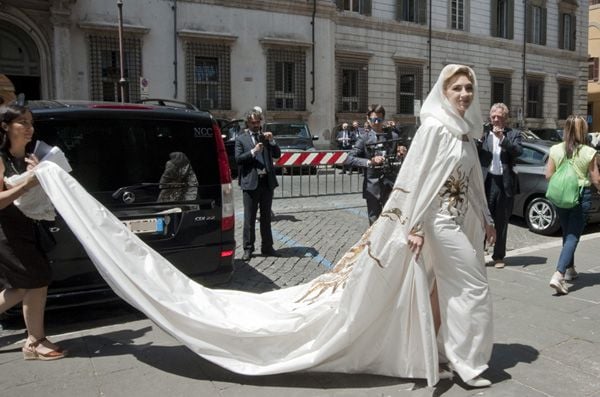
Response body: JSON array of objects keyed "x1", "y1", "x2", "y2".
[
  {"x1": 505, "y1": 255, "x2": 548, "y2": 268},
  {"x1": 566, "y1": 272, "x2": 600, "y2": 293},
  {"x1": 59, "y1": 332, "x2": 420, "y2": 390},
  {"x1": 222, "y1": 259, "x2": 280, "y2": 293},
  {"x1": 487, "y1": 342, "x2": 539, "y2": 383}
]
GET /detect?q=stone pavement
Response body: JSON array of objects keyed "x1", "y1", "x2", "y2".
[{"x1": 1, "y1": 187, "x2": 600, "y2": 396}]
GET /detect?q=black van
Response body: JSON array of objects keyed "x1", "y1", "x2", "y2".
[{"x1": 27, "y1": 100, "x2": 235, "y2": 309}]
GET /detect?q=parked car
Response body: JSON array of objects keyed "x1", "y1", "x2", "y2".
[
  {"x1": 263, "y1": 121, "x2": 319, "y2": 174},
  {"x1": 24, "y1": 100, "x2": 235, "y2": 310},
  {"x1": 512, "y1": 139, "x2": 600, "y2": 235},
  {"x1": 528, "y1": 128, "x2": 563, "y2": 142}
]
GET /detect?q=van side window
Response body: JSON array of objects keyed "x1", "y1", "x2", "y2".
[{"x1": 35, "y1": 118, "x2": 218, "y2": 204}]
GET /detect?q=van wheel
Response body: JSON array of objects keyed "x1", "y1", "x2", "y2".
[{"x1": 525, "y1": 197, "x2": 560, "y2": 235}]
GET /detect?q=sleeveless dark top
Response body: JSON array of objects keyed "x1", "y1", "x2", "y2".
[{"x1": 0, "y1": 151, "x2": 51, "y2": 289}]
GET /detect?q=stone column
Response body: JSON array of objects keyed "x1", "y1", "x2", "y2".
[{"x1": 50, "y1": 0, "x2": 76, "y2": 99}]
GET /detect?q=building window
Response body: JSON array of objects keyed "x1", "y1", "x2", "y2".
[
  {"x1": 184, "y1": 42, "x2": 231, "y2": 110},
  {"x1": 558, "y1": 1, "x2": 577, "y2": 51},
  {"x1": 88, "y1": 35, "x2": 142, "y2": 102},
  {"x1": 449, "y1": 0, "x2": 467, "y2": 30},
  {"x1": 336, "y1": 0, "x2": 372, "y2": 16},
  {"x1": 527, "y1": 2, "x2": 546, "y2": 45},
  {"x1": 337, "y1": 60, "x2": 368, "y2": 113},
  {"x1": 558, "y1": 83, "x2": 573, "y2": 120},
  {"x1": 490, "y1": 75, "x2": 511, "y2": 108},
  {"x1": 396, "y1": 63, "x2": 423, "y2": 115},
  {"x1": 491, "y1": 0, "x2": 514, "y2": 39},
  {"x1": 559, "y1": 13, "x2": 575, "y2": 50},
  {"x1": 266, "y1": 48, "x2": 306, "y2": 111},
  {"x1": 526, "y1": 78, "x2": 544, "y2": 118},
  {"x1": 397, "y1": 0, "x2": 427, "y2": 24},
  {"x1": 589, "y1": 57, "x2": 599, "y2": 81}
]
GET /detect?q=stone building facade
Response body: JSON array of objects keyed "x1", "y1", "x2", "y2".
[{"x1": 0, "y1": 0, "x2": 589, "y2": 146}]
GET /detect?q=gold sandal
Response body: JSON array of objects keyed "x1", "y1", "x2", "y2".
[{"x1": 22, "y1": 337, "x2": 66, "y2": 361}]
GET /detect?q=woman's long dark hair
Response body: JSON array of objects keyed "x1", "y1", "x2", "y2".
[{"x1": 0, "y1": 104, "x2": 30, "y2": 151}]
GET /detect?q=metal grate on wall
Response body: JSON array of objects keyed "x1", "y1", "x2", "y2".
[
  {"x1": 336, "y1": 60, "x2": 368, "y2": 113},
  {"x1": 396, "y1": 63, "x2": 423, "y2": 116},
  {"x1": 266, "y1": 48, "x2": 306, "y2": 111},
  {"x1": 185, "y1": 42, "x2": 231, "y2": 110},
  {"x1": 88, "y1": 34, "x2": 142, "y2": 102}
]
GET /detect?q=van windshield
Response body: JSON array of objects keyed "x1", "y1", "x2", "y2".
[{"x1": 34, "y1": 118, "x2": 219, "y2": 202}]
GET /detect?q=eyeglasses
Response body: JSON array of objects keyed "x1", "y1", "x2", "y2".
[{"x1": 369, "y1": 117, "x2": 383, "y2": 123}]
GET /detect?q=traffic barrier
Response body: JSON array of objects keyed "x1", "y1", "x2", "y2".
[
  {"x1": 275, "y1": 151, "x2": 348, "y2": 167},
  {"x1": 273, "y1": 150, "x2": 362, "y2": 198}
]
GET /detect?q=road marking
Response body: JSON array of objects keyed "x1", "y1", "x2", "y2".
[{"x1": 485, "y1": 231, "x2": 600, "y2": 262}]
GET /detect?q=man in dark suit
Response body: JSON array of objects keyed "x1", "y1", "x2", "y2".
[
  {"x1": 336, "y1": 122, "x2": 355, "y2": 174},
  {"x1": 235, "y1": 108, "x2": 281, "y2": 261},
  {"x1": 478, "y1": 103, "x2": 523, "y2": 269},
  {"x1": 345, "y1": 104, "x2": 406, "y2": 225}
]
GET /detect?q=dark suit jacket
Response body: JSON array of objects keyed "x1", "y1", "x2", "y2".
[
  {"x1": 235, "y1": 131, "x2": 281, "y2": 191},
  {"x1": 345, "y1": 129, "x2": 399, "y2": 199},
  {"x1": 478, "y1": 128, "x2": 523, "y2": 197},
  {"x1": 336, "y1": 129, "x2": 355, "y2": 150}
]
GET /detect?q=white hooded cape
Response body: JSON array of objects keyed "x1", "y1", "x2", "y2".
[{"x1": 33, "y1": 65, "x2": 489, "y2": 387}]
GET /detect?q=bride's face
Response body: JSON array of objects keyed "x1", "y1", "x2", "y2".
[{"x1": 444, "y1": 73, "x2": 473, "y2": 117}]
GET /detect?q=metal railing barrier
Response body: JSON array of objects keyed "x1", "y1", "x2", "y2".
[{"x1": 273, "y1": 150, "x2": 363, "y2": 198}]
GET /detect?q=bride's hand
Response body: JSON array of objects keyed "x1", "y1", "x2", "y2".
[{"x1": 407, "y1": 233, "x2": 424, "y2": 260}]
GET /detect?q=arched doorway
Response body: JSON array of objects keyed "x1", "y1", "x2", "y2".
[{"x1": 0, "y1": 22, "x2": 41, "y2": 100}]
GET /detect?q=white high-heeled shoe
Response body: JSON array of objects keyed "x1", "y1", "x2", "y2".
[{"x1": 465, "y1": 376, "x2": 492, "y2": 388}]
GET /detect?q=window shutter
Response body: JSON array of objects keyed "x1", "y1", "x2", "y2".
[
  {"x1": 526, "y1": 4, "x2": 533, "y2": 43},
  {"x1": 418, "y1": 0, "x2": 427, "y2": 25},
  {"x1": 363, "y1": 0, "x2": 372, "y2": 16},
  {"x1": 508, "y1": 0, "x2": 514, "y2": 39},
  {"x1": 595, "y1": 58, "x2": 599, "y2": 81},
  {"x1": 541, "y1": 7, "x2": 547, "y2": 45},
  {"x1": 559, "y1": 12, "x2": 565, "y2": 49},
  {"x1": 571, "y1": 14, "x2": 576, "y2": 51},
  {"x1": 397, "y1": 0, "x2": 403, "y2": 22},
  {"x1": 490, "y1": 0, "x2": 498, "y2": 36},
  {"x1": 336, "y1": 0, "x2": 344, "y2": 10}
]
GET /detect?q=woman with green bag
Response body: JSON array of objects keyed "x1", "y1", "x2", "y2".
[{"x1": 545, "y1": 115, "x2": 600, "y2": 295}]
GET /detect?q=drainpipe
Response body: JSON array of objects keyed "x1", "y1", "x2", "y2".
[
  {"x1": 172, "y1": 0, "x2": 178, "y2": 98},
  {"x1": 522, "y1": 0, "x2": 527, "y2": 129},
  {"x1": 310, "y1": 0, "x2": 316, "y2": 105},
  {"x1": 428, "y1": 0, "x2": 432, "y2": 91}
]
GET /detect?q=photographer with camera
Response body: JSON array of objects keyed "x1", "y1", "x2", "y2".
[
  {"x1": 235, "y1": 107, "x2": 281, "y2": 261},
  {"x1": 345, "y1": 104, "x2": 407, "y2": 225}
]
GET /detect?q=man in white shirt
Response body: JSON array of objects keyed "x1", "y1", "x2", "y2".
[{"x1": 477, "y1": 103, "x2": 523, "y2": 268}]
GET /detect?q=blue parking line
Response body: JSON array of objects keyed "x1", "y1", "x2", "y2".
[{"x1": 234, "y1": 211, "x2": 334, "y2": 269}]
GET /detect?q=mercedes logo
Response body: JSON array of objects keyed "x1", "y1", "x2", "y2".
[{"x1": 122, "y1": 191, "x2": 135, "y2": 204}]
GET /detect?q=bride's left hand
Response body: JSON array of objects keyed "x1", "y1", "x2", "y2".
[{"x1": 408, "y1": 233, "x2": 424, "y2": 260}]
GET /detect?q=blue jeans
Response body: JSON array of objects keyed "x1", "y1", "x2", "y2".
[{"x1": 555, "y1": 187, "x2": 592, "y2": 274}]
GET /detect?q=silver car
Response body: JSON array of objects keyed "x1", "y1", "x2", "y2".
[{"x1": 512, "y1": 140, "x2": 600, "y2": 235}]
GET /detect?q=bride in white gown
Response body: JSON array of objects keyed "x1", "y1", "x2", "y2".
[{"x1": 32, "y1": 64, "x2": 495, "y2": 388}]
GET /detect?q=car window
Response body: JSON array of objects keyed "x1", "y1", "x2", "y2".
[
  {"x1": 516, "y1": 146, "x2": 547, "y2": 165},
  {"x1": 266, "y1": 123, "x2": 310, "y2": 138},
  {"x1": 221, "y1": 120, "x2": 244, "y2": 141},
  {"x1": 34, "y1": 118, "x2": 220, "y2": 196}
]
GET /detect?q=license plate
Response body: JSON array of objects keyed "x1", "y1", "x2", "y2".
[{"x1": 123, "y1": 218, "x2": 164, "y2": 234}]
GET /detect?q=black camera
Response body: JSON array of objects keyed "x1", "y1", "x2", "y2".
[
  {"x1": 256, "y1": 132, "x2": 266, "y2": 144},
  {"x1": 365, "y1": 137, "x2": 406, "y2": 183}
]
